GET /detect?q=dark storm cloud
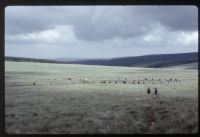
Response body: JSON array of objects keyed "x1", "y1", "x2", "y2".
[
  {"x1": 127, "y1": 6, "x2": 197, "y2": 31},
  {"x1": 5, "y1": 6, "x2": 94, "y2": 35},
  {"x1": 6, "y1": 6, "x2": 197, "y2": 41},
  {"x1": 6, "y1": 6, "x2": 47, "y2": 34}
]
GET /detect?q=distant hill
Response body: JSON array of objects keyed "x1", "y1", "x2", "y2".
[
  {"x1": 53, "y1": 58, "x2": 93, "y2": 62},
  {"x1": 5, "y1": 52, "x2": 198, "y2": 68},
  {"x1": 67, "y1": 52, "x2": 198, "y2": 68},
  {"x1": 5, "y1": 56, "x2": 67, "y2": 64}
]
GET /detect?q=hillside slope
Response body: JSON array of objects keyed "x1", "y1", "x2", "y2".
[
  {"x1": 68, "y1": 52, "x2": 198, "y2": 68},
  {"x1": 5, "y1": 52, "x2": 198, "y2": 68}
]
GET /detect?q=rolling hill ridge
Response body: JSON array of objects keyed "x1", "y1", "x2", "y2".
[
  {"x1": 5, "y1": 52, "x2": 198, "y2": 69},
  {"x1": 67, "y1": 52, "x2": 198, "y2": 68}
]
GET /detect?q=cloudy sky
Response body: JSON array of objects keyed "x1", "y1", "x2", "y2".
[{"x1": 5, "y1": 6, "x2": 198, "y2": 59}]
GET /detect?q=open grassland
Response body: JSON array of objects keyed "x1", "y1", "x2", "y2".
[
  {"x1": 5, "y1": 61, "x2": 198, "y2": 134},
  {"x1": 163, "y1": 62, "x2": 198, "y2": 70}
]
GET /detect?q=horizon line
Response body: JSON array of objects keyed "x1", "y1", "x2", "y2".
[{"x1": 5, "y1": 51, "x2": 198, "y2": 60}]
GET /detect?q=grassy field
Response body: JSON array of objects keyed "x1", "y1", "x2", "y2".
[
  {"x1": 5, "y1": 61, "x2": 198, "y2": 134},
  {"x1": 163, "y1": 62, "x2": 198, "y2": 70}
]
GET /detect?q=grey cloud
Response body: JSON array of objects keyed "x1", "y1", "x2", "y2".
[
  {"x1": 145, "y1": 6, "x2": 198, "y2": 31},
  {"x1": 6, "y1": 6, "x2": 49, "y2": 34},
  {"x1": 5, "y1": 6, "x2": 198, "y2": 59},
  {"x1": 5, "y1": 6, "x2": 94, "y2": 35},
  {"x1": 76, "y1": 5, "x2": 197, "y2": 41},
  {"x1": 5, "y1": 6, "x2": 197, "y2": 41}
]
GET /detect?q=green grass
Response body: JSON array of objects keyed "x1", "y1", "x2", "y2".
[{"x1": 5, "y1": 61, "x2": 198, "y2": 134}]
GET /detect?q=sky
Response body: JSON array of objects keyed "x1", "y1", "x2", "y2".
[{"x1": 5, "y1": 6, "x2": 198, "y2": 59}]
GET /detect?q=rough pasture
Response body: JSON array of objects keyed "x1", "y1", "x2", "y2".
[{"x1": 5, "y1": 61, "x2": 198, "y2": 134}]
